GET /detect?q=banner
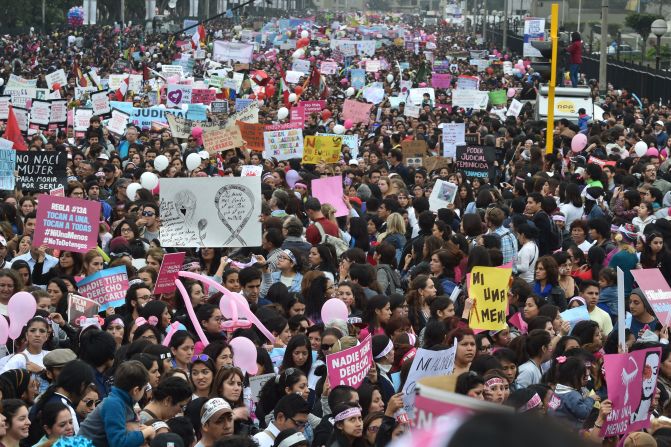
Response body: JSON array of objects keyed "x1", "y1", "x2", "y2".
[
  {"x1": 153, "y1": 252, "x2": 187, "y2": 294},
  {"x1": 468, "y1": 266, "x2": 511, "y2": 330},
  {"x1": 455, "y1": 145, "x2": 489, "y2": 178},
  {"x1": 212, "y1": 41, "x2": 255, "y2": 63},
  {"x1": 202, "y1": 125, "x2": 244, "y2": 154},
  {"x1": 601, "y1": 347, "x2": 661, "y2": 437},
  {"x1": 0, "y1": 148, "x2": 16, "y2": 190},
  {"x1": 302, "y1": 135, "x2": 342, "y2": 164},
  {"x1": 630, "y1": 269, "x2": 671, "y2": 326},
  {"x1": 16, "y1": 152, "x2": 68, "y2": 192},
  {"x1": 342, "y1": 100, "x2": 373, "y2": 124},
  {"x1": 326, "y1": 335, "x2": 373, "y2": 389},
  {"x1": 159, "y1": 177, "x2": 262, "y2": 248},
  {"x1": 67, "y1": 294, "x2": 100, "y2": 326},
  {"x1": 451, "y1": 90, "x2": 489, "y2": 109},
  {"x1": 33, "y1": 194, "x2": 101, "y2": 253},
  {"x1": 111, "y1": 101, "x2": 207, "y2": 130},
  {"x1": 77, "y1": 266, "x2": 129, "y2": 312},
  {"x1": 402, "y1": 345, "x2": 457, "y2": 417},
  {"x1": 263, "y1": 129, "x2": 304, "y2": 161}
]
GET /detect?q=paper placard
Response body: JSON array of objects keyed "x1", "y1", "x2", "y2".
[
  {"x1": 0, "y1": 148, "x2": 16, "y2": 190},
  {"x1": 455, "y1": 145, "x2": 489, "y2": 178},
  {"x1": 452, "y1": 90, "x2": 489, "y2": 110},
  {"x1": 402, "y1": 344, "x2": 457, "y2": 417},
  {"x1": 77, "y1": 266, "x2": 129, "y2": 311},
  {"x1": 45, "y1": 69, "x2": 67, "y2": 90},
  {"x1": 302, "y1": 135, "x2": 342, "y2": 164},
  {"x1": 202, "y1": 124, "x2": 245, "y2": 154},
  {"x1": 442, "y1": 122, "x2": 465, "y2": 157},
  {"x1": 91, "y1": 90, "x2": 111, "y2": 117},
  {"x1": 16, "y1": 152, "x2": 67, "y2": 192},
  {"x1": 428, "y1": 179, "x2": 458, "y2": 212},
  {"x1": 212, "y1": 41, "x2": 255, "y2": 63},
  {"x1": 33, "y1": 194, "x2": 101, "y2": 253},
  {"x1": 67, "y1": 294, "x2": 100, "y2": 326},
  {"x1": 468, "y1": 266, "x2": 511, "y2": 330},
  {"x1": 326, "y1": 335, "x2": 373, "y2": 389},
  {"x1": 240, "y1": 165, "x2": 263, "y2": 177},
  {"x1": 236, "y1": 121, "x2": 265, "y2": 151},
  {"x1": 166, "y1": 84, "x2": 193, "y2": 107},
  {"x1": 153, "y1": 252, "x2": 187, "y2": 294},
  {"x1": 312, "y1": 176, "x2": 347, "y2": 217},
  {"x1": 342, "y1": 100, "x2": 373, "y2": 124},
  {"x1": 263, "y1": 129, "x2": 304, "y2": 161}
]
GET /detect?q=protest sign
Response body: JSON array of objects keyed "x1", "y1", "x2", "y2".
[
  {"x1": 0, "y1": 148, "x2": 16, "y2": 191},
  {"x1": 312, "y1": 176, "x2": 347, "y2": 217},
  {"x1": 50, "y1": 187, "x2": 65, "y2": 197},
  {"x1": 601, "y1": 347, "x2": 661, "y2": 437},
  {"x1": 424, "y1": 156, "x2": 450, "y2": 173},
  {"x1": 404, "y1": 104, "x2": 421, "y2": 118},
  {"x1": 166, "y1": 113, "x2": 221, "y2": 139},
  {"x1": 299, "y1": 101, "x2": 326, "y2": 115},
  {"x1": 249, "y1": 373, "x2": 276, "y2": 402},
  {"x1": 226, "y1": 101, "x2": 259, "y2": 124},
  {"x1": 0, "y1": 97, "x2": 9, "y2": 120},
  {"x1": 560, "y1": 305, "x2": 590, "y2": 330},
  {"x1": 317, "y1": 133, "x2": 359, "y2": 158},
  {"x1": 77, "y1": 266, "x2": 129, "y2": 311},
  {"x1": 320, "y1": 61, "x2": 339, "y2": 75},
  {"x1": 402, "y1": 344, "x2": 457, "y2": 417},
  {"x1": 161, "y1": 65, "x2": 184, "y2": 79},
  {"x1": 74, "y1": 109, "x2": 93, "y2": 134},
  {"x1": 159, "y1": 177, "x2": 262, "y2": 248},
  {"x1": 523, "y1": 18, "x2": 546, "y2": 57},
  {"x1": 507, "y1": 99, "x2": 523, "y2": 117},
  {"x1": 285, "y1": 70, "x2": 303, "y2": 84},
  {"x1": 456, "y1": 75, "x2": 479, "y2": 90},
  {"x1": 191, "y1": 89, "x2": 217, "y2": 105},
  {"x1": 365, "y1": 60, "x2": 381, "y2": 73},
  {"x1": 29, "y1": 100, "x2": 51, "y2": 129},
  {"x1": 442, "y1": 122, "x2": 466, "y2": 158},
  {"x1": 431, "y1": 73, "x2": 452, "y2": 89},
  {"x1": 350, "y1": 69, "x2": 366, "y2": 90},
  {"x1": 33, "y1": 194, "x2": 101, "y2": 253},
  {"x1": 342, "y1": 100, "x2": 373, "y2": 124},
  {"x1": 212, "y1": 41, "x2": 255, "y2": 63},
  {"x1": 202, "y1": 124, "x2": 245, "y2": 154},
  {"x1": 16, "y1": 152, "x2": 68, "y2": 192},
  {"x1": 6, "y1": 74, "x2": 36, "y2": 89},
  {"x1": 111, "y1": 101, "x2": 207, "y2": 130},
  {"x1": 49, "y1": 100, "x2": 67, "y2": 129},
  {"x1": 428, "y1": 179, "x2": 458, "y2": 212},
  {"x1": 326, "y1": 335, "x2": 373, "y2": 389},
  {"x1": 236, "y1": 121, "x2": 265, "y2": 151},
  {"x1": 302, "y1": 135, "x2": 342, "y2": 164},
  {"x1": 107, "y1": 109, "x2": 130, "y2": 136},
  {"x1": 630, "y1": 269, "x2": 671, "y2": 326},
  {"x1": 0, "y1": 139, "x2": 12, "y2": 149},
  {"x1": 13, "y1": 107, "x2": 29, "y2": 133},
  {"x1": 468, "y1": 266, "x2": 511, "y2": 331},
  {"x1": 452, "y1": 90, "x2": 489, "y2": 109},
  {"x1": 241, "y1": 165, "x2": 263, "y2": 177},
  {"x1": 166, "y1": 84, "x2": 193, "y2": 108},
  {"x1": 455, "y1": 145, "x2": 488, "y2": 178},
  {"x1": 91, "y1": 90, "x2": 111, "y2": 117},
  {"x1": 235, "y1": 99, "x2": 256, "y2": 112},
  {"x1": 401, "y1": 140, "x2": 428, "y2": 159},
  {"x1": 211, "y1": 101, "x2": 229, "y2": 114},
  {"x1": 67, "y1": 294, "x2": 100, "y2": 326},
  {"x1": 153, "y1": 252, "x2": 187, "y2": 294},
  {"x1": 45, "y1": 69, "x2": 67, "y2": 90},
  {"x1": 408, "y1": 88, "x2": 436, "y2": 105},
  {"x1": 488, "y1": 90, "x2": 507, "y2": 106},
  {"x1": 263, "y1": 129, "x2": 304, "y2": 161},
  {"x1": 292, "y1": 59, "x2": 311, "y2": 74},
  {"x1": 290, "y1": 106, "x2": 305, "y2": 128},
  {"x1": 362, "y1": 87, "x2": 385, "y2": 105}
]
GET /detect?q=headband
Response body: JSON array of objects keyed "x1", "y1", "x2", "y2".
[
  {"x1": 201, "y1": 398, "x2": 231, "y2": 425},
  {"x1": 568, "y1": 296, "x2": 586, "y2": 307},
  {"x1": 282, "y1": 249, "x2": 297, "y2": 265},
  {"x1": 135, "y1": 316, "x2": 158, "y2": 327},
  {"x1": 520, "y1": 393, "x2": 542, "y2": 412},
  {"x1": 151, "y1": 421, "x2": 169, "y2": 432},
  {"x1": 110, "y1": 318, "x2": 125, "y2": 327},
  {"x1": 262, "y1": 173, "x2": 274, "y2": 181},
  {"x1": 485, "y1": 377, "x2": 505, "y2": 389},
  {"x1": 552, "y1": 215, "x2": 566, "y2": 222},
  {"x1": 182, "y1": 261, "x2": 200, "y2": 271},
  {"x1": 278, "y1": 432, "x2": 307, "y2": 447},
  {"x1": 374, "y1": 339, "x2": 394, "y2": 360},
  {"x1": 584, "y1": 191, "x2": 598, "y2": 202},
  {"x1": 294, "y1": 182, "x2": 307, "y2": 189},
  {"x1": 334, "y1": 406, "x2": 361, "y2": 422},
  {"x1": 128, "y1": 278, "x2": 144, "y2": 287}
]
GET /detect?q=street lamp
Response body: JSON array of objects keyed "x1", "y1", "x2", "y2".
[{"x1": 652, "y1": 18, "x2": 667, "y2": 70}]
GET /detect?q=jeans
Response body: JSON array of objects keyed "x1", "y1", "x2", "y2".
[{"x1": 569, "y1": 63, "x2": 580, "y2": 87}]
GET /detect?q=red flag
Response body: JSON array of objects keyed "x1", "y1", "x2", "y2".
[
  {"x1": 2, "y1": 106, "x2": 27, "y2": 151},
  {"x1": 143, "y1": 63, "x2": 150, "y2": 82},
  {"x1": 216, "y1": 153, "x2": 225, "y2": 176},
  {"x1": 115, "y1": 76, "x2": 129, "y2": 101},
  {"x1": 192, "y1": 24, "x2": 206, "y2": 49}
]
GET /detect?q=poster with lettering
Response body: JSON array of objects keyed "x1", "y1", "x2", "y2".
[
  {"x1": 401, "y1": 140, "x2": 428, "y2": 159},
  {"x1": 404, "y1": 104, "x2": 420, "y2": 118},
  {"x1": 235, "y1": 99, "x2": 255, "y2": 112},
  {"x1": 211, "y1": 101, "x2": 228, "y2": 114},
  {"x1": 365, "y1": 60, "x2": 381, "y2": 73},
  {"x1": 488, "y1": 90, "x2": 507, "y2": 106},
  {"x1": 29, "y1": 100, "x2": 51, "y2": 130},
  {"x1": 241, "y1": 165, "x2": 263, "y2": 177},
  {"x1": 16, "y1": 152, "x2": 68, "y2": 192},
  {"x1": 106, "y1": 109, "x2": 130, "y2": 136},
  {"x1": 428, "y1": 179, "x2": 458, "y2": 212},
  {"x1": 507, "y1": 99, "x2": 523, "y2": 117},
  {"x1": 451, "y1": 90, "x2": 489, "y2": 109},
  {"x1": 402, "y1": 344, "x2": 457, "y2": 417},
  {"x1": 342, "y1": 100, "x2": 373, "y2": 124},
  {"x1": 263, "y1": 129, "x2": 304, "y2": 161},
  {"x1": 456, "y1": 75, "x2": 479, "y2": 90},
  {"x1": 0, "y1": 97, "x2": 9, "y2": 120},
  {"x1": 326, "y1": 335, "x2": 373, "y2": 389},
  {"x1": 320, "y1": 61, "x2": 339, "y2": 75},
  {"x1": 468, "y1": 266, "x2": 511, "y2": 330},
  {"x1": 13, "y1": 107, "x2": 29, "y2": 133},
  {"x1": 33, "y1": 194, "x2": 101, "y2": 253},
  {"x1": 77, "y1": 266, "x2": 129, "y2": 311},
  {"x1": 166, "y1": 114, "x2": 221, "y2": 139},
  {"x1": 212, "y1": 41, "x2": 255, "y2": 63},
  {"x1": 91, "y1": 90, "x2": 111, "y2": 117},
  {"x1": 290, "y1": 106, "x2": 305, "y2": 128},
  {"x1": 312, "y1": 176, "x2": 348, "y2": 217},
  {"x1": 236, "y1": 121, "x2": 265, "y2": 151},
  {"x1": 45, "y1": 69, "x2": 67, "y2": 90},
  {"x1": 431, "y1": 73, "x2": 452, "y2": 89},
  {"x1": 49, "y1": 100, "x2": 68, "y2": 129},
  {"x1": 302, "y1": 135, "x2": 342, "y2": 164},
  {"x1": 161, "y1": 65, "x2": 184, "y2": 79},
  {"x1": 0, "y1": 148, "x2": 16, "y2": 191},
  {"x1": 318, "y1": 133, "x2": 359, "y2": 159},
  {"x1": 630, "y1": 269, "x2": 671, "y2": 326},
  {"x1": 455, "y1": 145, "x2": 488, "y2": 178},
  {"x1": 74, "y1": 109, "x2": 93, "y2": 135},
  {"x1": 153, "y1": 252, "x2": 187, "y2": 294},
  {"x1": 166, "y1": 84, "x2": 193, "y2": 108},
  {"x1": 350, "y1": 69, "x2": 366, "y2": 90},
  {"x1": 159, "y1": 177, "x2": 262, "y2": 248},
  {"x1": 191, "y1": 89, "x2": 217, "y2": 105},
  {"x1": 202, "y1": 125, "x2": 245, "y2": 154},
  {"x1": 600, "y1": 347, "x2": 661, "y2": 437},
  {"x1": 299, "y1": 101, "x2": 326, "y2": 116},
  {"x1": 292, "y1": 59, "x2": 311, "y2": 74},
  {"x1": 442, "y1": 122, "x2": 466, "y2": 157},
  {"x1": 67, "y1": 294, "x2": 100, "y2": 326}
]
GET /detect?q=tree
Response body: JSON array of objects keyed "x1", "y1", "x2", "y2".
[{"x1": 625, "y1": 13, "x2": 663, "y2": 63}]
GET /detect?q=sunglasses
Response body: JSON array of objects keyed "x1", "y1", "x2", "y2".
[
  {"x1": 192, "y1": 354, "x2": 210, "y2": 363},
  {"x1": 82, "y1": 399, "x2": 101, "y2": 408},
  {"x1": 321, "y1": 343, "x2": 334, "y2": 351},
  {"x1": 141, "y1": 211, "x2": 155, "y2": 217}
]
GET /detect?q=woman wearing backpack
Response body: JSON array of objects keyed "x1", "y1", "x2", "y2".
[
  {"x1": 373, "y1": 243, "x2": 403, "y2": 297},
  {"x1": 377, "y1": 213, "x2": 406, "y2": 266}
]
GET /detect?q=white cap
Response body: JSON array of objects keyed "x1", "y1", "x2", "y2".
[
  {"x1": 97, "y1": 153, "x2": 109, "y2": 160},
  {"x1": 198, "y1": 150, "x2": 210, "y2": 160},
  {"x1": 200, "y1": 398, "x2": 232, "y2": 425}
]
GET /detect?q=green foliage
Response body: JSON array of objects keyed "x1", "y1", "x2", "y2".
[{"x1": 624, "y1": 13, "x2": 662, "y2": 40}]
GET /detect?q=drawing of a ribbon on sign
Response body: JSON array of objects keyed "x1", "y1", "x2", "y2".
[{"x1": 214, "y1": 185, "x2": 255, "y2": 246}]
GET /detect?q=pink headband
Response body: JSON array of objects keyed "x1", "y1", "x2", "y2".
[
  {"x1": 294, "y1": 182, "x2": 307, "y2": 189},
  {"x1": 135, "y1": 316, "x2": 158, "y2": 327},
  {"x1": 334, "y1": 407, "x2": 361, "y2": 422},
  {"x1": 485, "y1": 377, "x2": 505, "y2": 389},
  {"x1": 110, "y1": 318, "x2": 125, "y2": 327},
  {"x1": 552, "y1": 215, "x2": 566, "y2": 222},
  {"x1": 568, "y1": 296, "x2": 586, "y2": 307},
  {"x1": 520, "y1": 393, "x2": 542, "y2": 412}
]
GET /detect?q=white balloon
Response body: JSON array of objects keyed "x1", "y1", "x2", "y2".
[
  {"x1": 186, "y1": 153, "x2": 202, "y2": 171},
  {"x1": 0, "y1": 78, "x2": 4, "y2": 87},
  {"x1": 301, "y1": 30, "x2": 309, "y2": 39},
  {"x1": 386, "y1": 74, "x2": 394, "y2": 83},
  {"x1": 140, "y1": 172, "x2": 159, "y2": 190},
  {"x1": 156, "y1": 62, "x2": 162, "y2": 69},
  {"x1": 153, "y1": 155, "x2": 169, "y2": 172},
  {"x1": 333, "y1": 124, "x2": 345, "y2": 135},
  {"x1": 181, "y1": 103, "x2": 189, "y2": 111},
  {"x1": 158, "y1": 104, "x2": 166, "y2": 109},
  {"x1": 292, "y1": 49, "x2": 304, "y2": 60},
  {"x1": 346, "y1": 87, "x2": 355, "y2": 97},
  {"x1": 126, "y1": 183, "x2": 142, "y2": 201},
  {"x1": 634, "y1": 141, "x2": 648, "y2": 157},
  {"x1": 278, "y1": 107, "x2": 289, "y2": 120},
  {"x1": 288, "y1": 93, "x2": 297, "y2": 103}
]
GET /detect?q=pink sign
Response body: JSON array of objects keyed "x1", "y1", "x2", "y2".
[
  {"x1": 191, "y1": 89, "x2": 217, "y2": 105},
  {"x1": 508, "y1": 312, "x2": 528, "y2": 334},
  {"x1": 326, "y1": 334, "x2": 372, "y2": 389},
  {"x1": 342, "y1": 99, "x2": 373, "y2": 124},
  {"x1": 414, "y1": 394, "x2": 476, "y2": 429},
  {"x1": 33, "y1": 195, "x2": 101, "y2": 254},
  {"x1": 298, "y1": 100, "x2": 326, "y2": 115},
  {"x1": 49, "y1": 187, "x2": 65, "y2": 197},
  {"x1": 631, "y1": 269, "x2": 671, "y2": 326},
  {"x1": 290, "y1": 105, "x2": 305, "y2": 128},
  {"x1": 265, "y1": 122, "x2": 303, "y2": 131},
  {"x1": 312, "y1": 176, "x2": 348, "y2": 217},
  {"x1": 601, "y1": 347, "x2": 661, "y2": 437},
  {"x1": 431, "y1": 73, "x2": 452, "y2": 89},
  {"x1": 153, "y1": 252, "x2": 187, "y2": 294}
]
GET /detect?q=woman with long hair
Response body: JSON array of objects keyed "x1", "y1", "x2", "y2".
[
  {"x1": 304, "y1": 275, "x2": 335, "y2": 324},
  {"x1": 308, "y1": 244, "x2": 338, "y2": 282},
  {"x1": 32, "y1": 251, "x2": 84, "y2": 285},
  {"x1": 0, "y1": 399, "x2": 30, "y2": 447},
  {"x1": 558, "y1": 183, "x2": 584, "y2": 226},
  {"x1": 532, "y1": 256, "x2": 567, "y2": 311},
  {"x1": 640, "y1": 231, "x2": 667, "y2": 271},
  {"x1": 326, "y1": 403, "x2": 365, "y2": 447},
  {"x1": 406, "y1": 275, "x2": 437, "y2": 333},
  {"x1": 358, "y1": 295, "x2": 392, "y2": 341},
  {"x1": 429, "y1": 244, "x2": 463, "y2": 295},
  {"x1": 81, "y1": 249, "x2": 104, "y2": 277},
  {"x1": 608, "y1": 225, "x2": 640, "y2": 296},
  {"x1": 378, "y1": 213, "x2": 406, "y2": 265}
]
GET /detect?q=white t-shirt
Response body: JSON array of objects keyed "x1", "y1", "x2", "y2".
[{"x1": 1, "y1": 350, "x2": 48, "y2": 373}]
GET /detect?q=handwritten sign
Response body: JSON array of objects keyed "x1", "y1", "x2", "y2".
[
  {"x1": 91, "y1": 90, "x2": 111, "y2": 117},
  {"x1": 166, "y1": 113, "x2": 221, "y2": 139},
  {"x1": 402, "y1": 344, "x2": 457, "y2": 417},
  {"x1": 16, "y1": 152, "x2": 67, "y2": 192},
  {"x1": 263, "y1": 129, "x2": 304, "y2": 161},
  {"x1": 241, "y1": 165, "x2": 263, "y2": 177},
  {"x1": 292, "y1": 59, "x2": 311, "y2": 74},
  {"x1": 468, "y1": 266, "x2": 511, "y2": 330},
  {"x1": 452, "y1": 90, "x2": 489, "y2": 109},
  {"x1": 67, "y1": 294, "x2": 100, "y2": 326},
  {"x1": 507, "y1": 99, "x2": 523, "y2": 117},
  {"x1": 601, "y1": 347, "x2": 661, "y2": 437},
  {"x1": 455, "y1": 145, "x2": 488, "y2": 178},
  {"x1": 302, "y1": 135, "x2": 342, "y2": 164},
  {"x1": 365, "y1": 60, "x2": 381, "y2": 73},
  {"x1": 290, "y1": 106, "x2": 305, "y2": 128},
  {"x1": 236, "y1": 121, "x2": 265, "y2": 151},
  {"x1": 167, "y1": 84, "x2": 193, "y2": 108},
  {"x1": 45, "y1": 69, "x2": 67, "y2": 90},
  {"x1": 249, "y1": 373, "x2": 275, "y2": 402},
  {"x1": 320, "y1": 61, "x2": 339, "y2": 75},
  {"x1": 153, "y1": 252, "x2": 187, "y2": 294},
  {"x1": 457, "y1": 75, "x2": 479, "y2": 90},
  {"x1": 488, "y1": 90, "x2": 508, "y2": 106},
  {"x1": 77, "y1": 266, "x2": 129, "y2": 312},
  {"x1": 191, "y1": 89, "x2": 217, "y2": 105},
  {"x1": 326, "y1": 335, "x2": 373, "y2": 389},
  {"x1": 350, "y1": 69, "x2": 366, "y2": 89},
  {"x1": 212, "y1": 41, "x2": 254, "y2": 63},
  {"x1": 202, "y1": 124, "x2": 244, "y2": 154},
  {"x1": 401, "y1": 140, "x2": 428, "y2": 159},
  {"x1": 29, "y1": 100, "x2": 51, "y2": 129},
  {"x1": 0, "y1": 148, "x2": 16, "y2": 191},
  {"x1": 299, "y1": 101, "x2": 326, "y2": 116},
  {"x1": 442, "y1": 122, "x2": 465, "y2": 158},
  {"x1": 342, "y1": 100, "x2": 373, "y2": 124},
  {"x1": 318, "y1": 133, "x2": 359, "y2": 159},
  {"x1": 630, "y1": 269, "x2": 671, "y2": 326},
  {"x1": 33, "y1": 194, "x2": 101, "y2": 253}
]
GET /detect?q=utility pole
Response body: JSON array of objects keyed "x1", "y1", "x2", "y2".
[
  {"x1": 531, "y1": 0, "x2": 537, "y2": 17},
  {"x1": 503, "y1": 0, "x2": 509, "y2": 51},
  {"x1": 42, "y1": 0, "x2": 46, "y2": 31},
  {"x1": 546, "y1": 3, "x2": 559, "y2": 156},
  {"x1": 121, "y1": 0, "x2": 125, "y2": 25},
  {"x1": 599, "y1": 0, "x2": 608, "y2": 96}
]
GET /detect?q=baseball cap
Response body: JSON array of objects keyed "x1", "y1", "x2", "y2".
[
  {"x1": 655, "y1": 120, "x2": 665, "y2": 126},
  {"x1": 44, "y1": 349, "x2": 77, "y2": 368},
  {"x1": 200, "y1": 398, "x2": 232, "y2": 425},
  {"x1": 97, "y1": 153, "x2": 109, "y2": 160}
]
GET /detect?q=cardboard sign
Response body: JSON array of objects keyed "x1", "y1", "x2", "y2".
[
  {"x1": 159, "y1": 177, "x2": 262, "y2": 248},
  {"x1": 302, "y1": 135, "x2": 342, "y2": 164},
  {"x1": 326, "y1": 335, "x2": 373, "y2": 389},
  {"x1": 401, "y1": 140, "x2": 428, "y2": 159},
  {"x1": 402, "y1": 344, "x2": 457, "y2": 417},
  {"x1": 631, "y1": 269, "x2": 671, "y2": 326},
  {"x1": 16, "y1": 152, "x2": 68, "y2": 192},
  {"x1": 77, "y1": 266, "x2": 129, "y2": 312},
  {"x1": 226, "y1": 101, "x2": 259, "y2": 124},
  {"x1": 342, "y1": 100, "x2": 373, "y2": 124},
  {"x1": 166, "y1": 113, "x2": 222, "y2": 139},
  {"x1": 153, "y1": 252, "x2": 187, "y2": 294},
  {"x1": 33, "y1": 194, "x2": 101, "y2": 253},
  {"x1": 468, "y1": 266, "x2": 511, "y2": 330},
  {"x1": 455, "y1": 145, "x2": 488, "y2": 178},
  {"x1": 236, "y1": 121, "x2": 265, "y2": 151},
  {"x1": 67, "y1": 294, "x2": 100, "y2": 326},
  {"x1": 424, "y1": 156, "x2": 450, "y2": 173},
  {"x1": 249, "y1": 373, "x2": 275, "y2": 402},
  {"x1": 601, "y1": 347, "x2": 661, "y2": 436},
  {"x1": 312, "y1": 176, "x2": 347, "y2": 218},
  {"x1": 0, "y1": 148, "x2": 16, "y2": 191},
  {"x1": 263, "y1": 129, "x2": 304, "y2": 161},
  {"x1": 428, "y1": 179, "x2": 457, "y2": 212},
  {"x1": 202, "y1": 124, "x2": 245, "y2": 154}
]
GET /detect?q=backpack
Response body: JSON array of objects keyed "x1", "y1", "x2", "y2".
[
  {"x1": 314, "y1": 221, "x2": 349, "y2": 257},
  {"x1": 376, "y1": 264, "x2": 404, "y2": 296},
  {"x1": 548, "y1": 216, "x2": 561, "y2": 251}
]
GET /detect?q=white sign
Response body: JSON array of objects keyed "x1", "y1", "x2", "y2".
[
  {"x1": 429, "y1": 179, "x2": 458, "y2": 212},
  {"x1": 91, "y1": 90, "x2": 111, "y2": 116},
  {"x1": 166, "y1": 84, "x2": 193, "y2": 108},
  {"x1": 362, "y1": 87, "x2": 385, "y2": 105},
  {"x1": 74, "y1": 109, "x2": 94, "y2": 132},
  {"x1": 212, "y1": 41, "x2": 255, "y2": 64},
  {"x1": 292, "y1": 59, "x2": 311, "y2": 74},
  {"x1": 452, "y1": 90, "x2": 489, "y2": 110},
  {"x1": 45, "y1": 69, "x2": 67, "y2": 90},
  {"x1": 240, "y1": 165, "x2": 263, "y2": 177},
  {"x1": 442, "y1": 122, "x2": 465, "y2": 157},
  {"x1": 29, "y1": 100, "x2": 51, "y2": 127},
  {"x1": 161, "y1": 65, "x2": 185, "y2": 79},
  {"x1": 365, "y1": 60, "x2": 381, "y2": 73},
  {"x1": 402, "y1": 344, "x2": 457, "y2": 417},
  {"x1": 249, "y1": 373, "x2": 275, "y2": 402},
  {"x1": 285, "y1": 71, "x2": 303, "y2": 84},
  {"x1": 507, "y1": 99, "x2": 523, "y2": 117},
  {"x1": 404, "y1": 104, "x2": 421, "y2": 118},
  {"x1": 107, "y1": 109, "x2": 130, "y2": 135},
  {"x1": 407, "y1": 87, "x2": 435, "y2": 105}
]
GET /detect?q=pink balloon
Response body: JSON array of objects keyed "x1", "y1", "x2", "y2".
[
  {"x1": 230, "y1": 336, "x2": 259, "y2": 375},
  {"x1": 571, "y1": 133, "x2": 588, "y2": 153},
  {"x1": 8, "y1": 292, "x2": 36, "y2": 340},
  {"x1": 321, "y1": 298, "x2": 349, "y2": 324},
  {"x1": 344, "y1": 119, "x2": 353, "y2": 130},
  {"x1": 174, "y1": 277, "x2": 210, "y2": 347},
  {"x1": 0, "y1": 315, "x2": 8, "y2": 345},
  {"x1": 507, "y1": 88, "x2": 516, "y2": 98}
]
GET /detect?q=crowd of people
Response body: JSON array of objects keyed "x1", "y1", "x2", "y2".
[{"x1": 0, "y1": 7, "x2": 670, "y2": 447}]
